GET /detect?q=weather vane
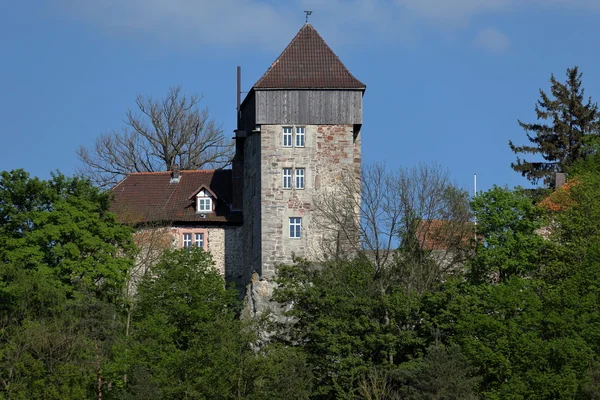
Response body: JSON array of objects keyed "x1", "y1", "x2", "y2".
[{"x1": 304, "y1": 10, "x2": 313, "y2": 23}]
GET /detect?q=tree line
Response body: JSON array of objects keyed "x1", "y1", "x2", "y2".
[{"x1": 2, "y1": 67, "x2": 600, "y2": 398}]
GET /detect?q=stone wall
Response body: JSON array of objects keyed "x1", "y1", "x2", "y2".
[
  {"x1": 257, "y1": 124, "x2": 361, "y2": 278},
  {"x1": 142, "y1": 225, "x2": 245, "y2": 277}
]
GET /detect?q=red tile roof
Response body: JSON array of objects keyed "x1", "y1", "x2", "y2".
[
  {"x1": 110, "y1": 170, "x2": 242, "y2": 225},
  {"x1": 416, "y1": 220, "x2": 475, "y2": 251},
  {"x1": 253, "y1": 24, "x2": 366, "y2": 90},
  {"x1": 539, "y1": 179, "x2": 579, "y2": 212}
]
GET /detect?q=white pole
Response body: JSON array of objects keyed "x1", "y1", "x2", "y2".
[{"x1": 474, "y1": 173, "x2": 477, "y2": 242}]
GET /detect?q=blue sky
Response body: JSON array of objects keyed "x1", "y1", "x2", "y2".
[{"x1": 3, "y1": 0, "x2": 600, "y2": 193}]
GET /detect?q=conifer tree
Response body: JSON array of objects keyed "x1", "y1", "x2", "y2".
[{"x1": 509, "y1": 67, "x2": 600, "y2": 186}]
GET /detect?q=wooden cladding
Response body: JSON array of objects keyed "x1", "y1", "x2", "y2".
[{"x1": 254, "y1": 90, "x2": 363, "y2": 125}]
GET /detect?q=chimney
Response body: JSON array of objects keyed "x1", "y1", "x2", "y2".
[
  {"x1": 555, "y1": 172, "x2": 566, "y2": 189},
  {"x1": 237, "y1": 66, "x2": 242, "y2": 130},
  {"x1": 232, "y1": 67, "x2": 245, "y2": 211},
  {"x1": 170, "y1": 164, "x2": 181, "y2": 183}
]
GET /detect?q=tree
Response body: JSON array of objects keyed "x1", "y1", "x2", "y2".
[
  {"x1": 274, "y1": 258, "x2": 425, "y2": 399},
  {"x1": 469, "y1": 186, "x2": 548, "y2": 283},
  {"x1": 120, "y1": 248, "x2": 243, "y2": 398},
  {"x1": 391, "y1": 344, "x2": 480, "y2": 400},
  {"x1": 120, "y1": 248, "x2": 312, "y2": 399},
  {"x1": 315, "y1": 162, "x2": 472, "y2": 294},
  {"x1": 509, "y1": 66, "x2": 600, "y2": 186},
  {"x1": 0, "y1": 170, "x2": 135, "y2": 399},
  {"x1": 420, "y1": 180, "x2": 600, "y2": 398},
  {"x1": 77, "y1": 86, "x2": 233, "y2": 187},
  {"x1": 436, "y1": 277, "x2": 595, "y2": 399}
]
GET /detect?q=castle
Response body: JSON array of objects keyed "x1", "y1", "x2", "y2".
[{"x1": 111, "y1": 23, "x2": 365, "y2": 287}]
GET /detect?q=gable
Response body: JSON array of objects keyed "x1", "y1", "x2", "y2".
[{"x1": 189, "y1": 185, "x2": 218, "y2": 201}]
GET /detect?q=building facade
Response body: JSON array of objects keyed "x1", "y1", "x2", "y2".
[{"x1": 111, "y1": 23, "x2": 365, "y2": 286}]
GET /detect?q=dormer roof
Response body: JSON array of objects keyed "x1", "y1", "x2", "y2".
[
  {"x1": 189, "y1": 185, "x2": 218, "y2": 201},
  {"x1": 253, "y1": 24, "x2": 366, "y2": 90}
]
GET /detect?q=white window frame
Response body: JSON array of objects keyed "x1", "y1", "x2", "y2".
[
  {"x1": 283, "y1": 127, "x2": 293, "y2": 147},
  {"x1": 295, "y1": 127, "x2": 305, "y2": 147},
  {"x1": 181, "y1": 230, "x2": 208, "y2": 250},
  {"x1": 289, "y1": 217, "x2": 302, "y2": 239},
  {"x1": 183, "y1": 233, "x2": 193, "y2": 248},
  {"x1": 196, "y1": 190, "x2": 213, "y2": 213},
  {"x1": 194, "y1": 232, "x2": 204, "y2": 248},
  {"x1": 197, "y1": 197, "x2": 212, "y2": 212},
  {"x1": 283, "y1": 168, "x2": 292, "y2": 189},
  {"x1": 295, "y1": 168, "x2": 305, "y2": 189}
]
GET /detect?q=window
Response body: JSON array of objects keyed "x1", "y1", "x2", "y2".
[
  {"x1": 196, "y1": 189, "x2": 213, "y2": 213},
  {"x1": 198, "y1": 197, "x2": 212, "y2": 212},
  {"x1": 283, "y1": 168, "x2": 292, "y2": 189},
  {"x1": 289, "y1": 217, "x2": 301, "y2": 238},
  {"x1": 283, "y1": 127, "x2": 293, "y2": 147},
  {"x1": 183, "y1": 233, "x2": 193, "y2": 248},
  {"x1": 283, "y1": 168, "x2": 306, "y2": 189},
  {"x1": 195, "y1": 233, "x2": 204, "y2": 248},
  {"x1": 282, "y1": 126, "x2": 306, "y2": 148},
  {"x1": 295, "y1": 168, "x2": 305, "y2": 189},
  {"x1": 295, "y1": 127, "x2": 305, "y2": 147},
  {"x1": 181, "y1": 229, "x2": 208, "y2": 250}
]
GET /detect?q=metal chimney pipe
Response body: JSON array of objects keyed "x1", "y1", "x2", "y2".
[{"x1": 237, "y1": 66, "x2": 241, "y2": 129}]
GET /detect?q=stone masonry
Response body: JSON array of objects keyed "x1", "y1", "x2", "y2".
[
  {"x1": 257, "y1": 124, "x2": 361, "y2": 278},
  {"x1": 170, "y1": 226, "x2": 244, "y2": 278}
]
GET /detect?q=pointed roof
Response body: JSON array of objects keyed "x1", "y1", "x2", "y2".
[{"x1": 253, "y1": 24, "x2": 365, "y2": 90}]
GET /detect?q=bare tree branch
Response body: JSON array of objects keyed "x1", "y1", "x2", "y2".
[
  {"x1": 77, "y1": 86, "x2": 234, "y2": 187},
  {"x1": 315, "y1": 162, "x2": 473, "y2": 294}
]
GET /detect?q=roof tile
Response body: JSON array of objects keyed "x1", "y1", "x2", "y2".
[
  {"x1": 253, "y1": 24, "x2": 365, "y2": 90},
  {"x1": 111, "y1": 170, "x2": 242, "y2": 225}
]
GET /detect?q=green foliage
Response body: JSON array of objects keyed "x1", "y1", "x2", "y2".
[
  {"x1": 121, "y1": 248, "x2": 244, "y2": 399},
  {"x1": 240, "y1": 345, "x2": 313, "y2": 400},
  {"x1": 0, "y1": 169, "x2": 135, "y2": 399},
  {"x1": 7, "y1": 162, "x2": 600, "y2": 399},
  {"x1": 274, "y1": 259, "x2": 423, "y2": 399},
  {"x1": 392, "y1": 344, "x2": 480, "y2": 400},
  {"x1": 424, "y1": 183, "x2": 600, "y2": 398},
  {"x1": 0, "y1": 170, "x2": 311, "y2": 399},
  {"x1": 450, "y1": 278, "x2": 593, "y2": 398},
  {"x1": 470, "y1": 186, "x2": 548, "y2": 282},
  {"x1": 121, "y1": 248, "x2": 312, "y2": 399},
  {"x1": 509, "y1": 66, "x2": 600, "y2": 186}
]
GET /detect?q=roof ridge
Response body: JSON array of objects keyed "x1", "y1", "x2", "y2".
[
  {"x1": 127, "y1": 169, "x2": 220, "y2": 176},
  {"x1": 127, "y1": 171, "x2": 172, "y2": 175}
]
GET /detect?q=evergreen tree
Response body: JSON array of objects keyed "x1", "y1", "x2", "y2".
[{"x1": 509, "y1": 66, "x2": 600, "y2": 186}]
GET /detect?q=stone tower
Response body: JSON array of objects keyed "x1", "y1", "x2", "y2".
[{"x1": 235, "y1": 23, "x2": 365, "y2": 280}]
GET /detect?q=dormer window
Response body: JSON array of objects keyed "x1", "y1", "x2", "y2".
[
  {"x1": 196, "y1": 189, "x2": 214, "y2": 213},
  {"x1": 198, "y1": 197, "x2": 212, "y2": 212}
]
